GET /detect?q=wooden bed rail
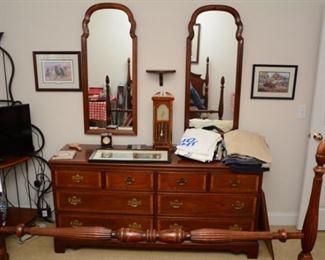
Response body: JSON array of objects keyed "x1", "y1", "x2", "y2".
[
  {"x1": 0, "y1": 225, "x2": 304, "y2": 244},
  {"x1": 0, "y1": 141, "x2": 324, "y2": 260}
]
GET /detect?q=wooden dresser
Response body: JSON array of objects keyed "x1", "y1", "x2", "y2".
[{"x1": 49, "y1": 144, "x2": 268, "y2": 258}]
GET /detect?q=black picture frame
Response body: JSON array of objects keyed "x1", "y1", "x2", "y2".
[
  {"x1": 33, "y1": 51, "x2": 81, "y2": 91},
  {"x1": 251, "y1": 64, "x2": 298, "y2": 99}
]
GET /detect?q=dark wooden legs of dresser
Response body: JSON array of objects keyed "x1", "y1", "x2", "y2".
[{"x1": 0, "y1": 236, "x2": 9, "y2": 260}]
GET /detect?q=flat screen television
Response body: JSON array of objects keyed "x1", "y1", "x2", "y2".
[{"x1": 0, "y1": 104, "x2": 35, "y2": 159}]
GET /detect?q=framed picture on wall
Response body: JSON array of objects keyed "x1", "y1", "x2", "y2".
[
  {"x1": 33, "y1": 51, "x2": 81, "y2": 91},
  {"x1": 251, "y1": 64, "x2": 298, "y2": 99},
  {"x1": 191, "y1": 23, "x2": 201, "y2": 64}
]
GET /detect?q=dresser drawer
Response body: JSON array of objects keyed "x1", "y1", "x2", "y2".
[
  {"x1": 57, "y1": 213, "x2": 153, "y2": 230},
  {"x1": 158, "y1": 172, "x2": 207, "y2": 192},
  {"x1": 211, "y1": 174, "x2": 260, "y2": 193},
  {"x1": 56, "y1": 191, "x2": 153, "y2": 214},
  {"x1": 158, "y1": 217, "x2": 255, "y2": 231},
  {"x1": 105, "y1": 171, "x2": 153, "y2": 191},
  {"x1": 53, "y1": 170, "x2": 102, "y2": 189},
  {"x1": 157, "y1": 193, "x2": 257, "y2": 217}
]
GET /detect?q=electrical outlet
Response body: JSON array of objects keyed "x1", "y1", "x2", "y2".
[{"x1": 297, "y1": 104, "x2": 306, "y2": 119}]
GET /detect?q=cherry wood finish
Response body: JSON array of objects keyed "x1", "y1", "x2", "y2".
[
  {"x1": 1, "y1": 142, "x2": 324, "y2": 259},
  {"x1": 185, "y1": 5, "x2": 244, "y2": 130},
  {"x1": 81, "y1": 3, "x2": 138, "y2": 135},
  {"x1": 47, "y1": 144, "x2": 265, "y2": 258}
]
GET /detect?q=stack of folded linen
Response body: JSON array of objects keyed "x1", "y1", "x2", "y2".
[
  {"x1": 189, "y1": 118, "x2": 233, "y2": 133},
  {"x1": 222, "y1": 129, "x2": 272, "y2": 172},
  {"x1": 175, "y1": 128, "x2": 222, "y2": 162}
]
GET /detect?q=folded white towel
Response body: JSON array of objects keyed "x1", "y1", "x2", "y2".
[{"x1": 175, "y1": 128, "x2": 222, "y2": 162}]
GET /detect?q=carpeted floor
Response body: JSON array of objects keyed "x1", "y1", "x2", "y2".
[{"x1": 5, "y1": 225, "x2": 325, "y2": 260}]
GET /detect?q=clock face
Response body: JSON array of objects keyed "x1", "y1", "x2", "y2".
[
  {"x1": 101, "y1": 133, "x2": 112, "y2": 147},
  {"x1": 102, "y1": 136, "x2": 111, "y2": 145},
  {"x1": 157, "y1": 104, "x2": 169, "y2": 121}
]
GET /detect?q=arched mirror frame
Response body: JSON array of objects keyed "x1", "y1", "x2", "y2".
[
  {"x1": 81, "y1": 3, "x2": 138, "y2": 135},
  {"x1": 184, "y1": 5, "x2": 243, "y2": 130}
]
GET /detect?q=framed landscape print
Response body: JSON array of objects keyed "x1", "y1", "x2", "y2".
[
  {"x1": 251, "y1": 64, "x2": 298, "y2": 99},
  {"x1": 33, "y1": 51, "x2": 81, "y2": 91}
]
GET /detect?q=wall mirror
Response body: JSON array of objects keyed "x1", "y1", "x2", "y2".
[
  {"x1": 184, "y1": 5, "x2": 243, "y2": 132},
  {"x1": 81, "y1": 3, "x2": 137, "y2": 135}
]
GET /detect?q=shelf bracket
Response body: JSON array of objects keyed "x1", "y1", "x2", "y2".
[{"x1": 146, "y1": 69, "x2": 176, "y2": 86}]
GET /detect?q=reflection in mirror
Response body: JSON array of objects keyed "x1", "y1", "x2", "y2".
[
  {"x1": 81, "y1": 3, "x2": 137, "y2": 135},
  {"x1": 185, "y1": 5, "x2": 243, "y2": 133}
]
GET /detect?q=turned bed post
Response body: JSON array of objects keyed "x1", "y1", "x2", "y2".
[{"x1": 298, "y1": 141, "x2": 325, "y2": 260}]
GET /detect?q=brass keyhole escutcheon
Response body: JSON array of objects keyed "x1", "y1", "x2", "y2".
[
  {"x1": 228, "y1": 224, "x2": 242, "y2": 231},
  {"x1": 169, "y1": 199, "x2": 183, "y2": 209},
  {"x1": 72, "y1": 174, "x2": 84, "y2": 184},
  {"x1": 128, "y1": 198, "x2": 142, "y2": 208},
  {"x1": 128, "y1": 222, "x2": 142, "y2": 229},
  {"x1": 176, "y1": 177, "x2": 188, "y2": 186},
  {"x1": 124, "y1": 176, "x2": 135, "y2": 185},
  {"x1": 70, "y1": 219, "x2": 83, "y2": 227},
  {"x1": 169, "y1": 223, "x2": 183, "y2": 230},
  {"x1": 232, "y1": 200, "x2": 245, "y2": 210},
  {"x1": 68, "y1": 196, "x2": 82, "y2": 206},
  {"x1": 229, "y1": 179, "x2": 241, "y2": 188}
]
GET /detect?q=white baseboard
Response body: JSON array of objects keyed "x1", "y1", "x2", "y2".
[{"x1": 268, "y1": 212, "x2": 298, "y2": 226}]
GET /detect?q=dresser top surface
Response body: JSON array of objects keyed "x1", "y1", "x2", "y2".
[{"x1": 49, "y1": 144, "x2": 228, "y2": 170}]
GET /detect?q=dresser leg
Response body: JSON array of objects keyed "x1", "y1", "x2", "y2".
[
  {"x1": 244, "y1": 242, "x2": 258, "y2": 259},
  {"x1": 54, "y1": 239, "x2": 66, "y2": 253},
  {"x1": 0, "y1": 236, "x2": 9, "y2": 260}
]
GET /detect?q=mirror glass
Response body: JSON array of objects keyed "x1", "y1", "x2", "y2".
[
  {"x1": 81, "y1": 3, "x2": 137, "y2": 135},
  {"x1": 185, "y1": 5, "x2": 243, "y2": 133}
]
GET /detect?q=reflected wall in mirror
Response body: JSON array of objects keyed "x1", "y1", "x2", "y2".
[
  {"x1": 81, "y1": 3, "x2": 137, "y2": 135},
  {"x1": 185, "y1": 5, "x2": 243, "y2": 133}
]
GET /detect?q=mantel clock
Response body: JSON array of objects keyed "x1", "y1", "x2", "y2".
[{"x1": 152, "y1": 91, "x2": 174, "y2": 150}]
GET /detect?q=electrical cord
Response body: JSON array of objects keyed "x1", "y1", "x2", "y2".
[
  {"x1": 31, "y1": 124, "x2": 45, "y2": 154},
  {"x1": 30, "y1": 155, "x2": 53, "y2": 223}
]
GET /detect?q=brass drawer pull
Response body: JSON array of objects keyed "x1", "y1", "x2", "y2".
[
  {"x1": 232, "y1": 200, "x2": 245, "y2": 210},
  {"x1": 229, "y1": 179, "x2": 241, "y2": 188},
  {"x1": 68, "y1": 196, "x2": 82, "y2": 206},
  {"x1": 72, "y1": 174, "x2": 84, "y2": 184},
  {"x1": 124, "y1": 176, "x2": 135, "y2": 185},
  {"x1": 70, "y1": 219, "x2": 83, "y2": 227},
  {"x1": 128, "y1": 198, "x2": 142, "y2": 208},
  {"x1": 229, "y1": 224, "x2": 242, "y2": 231},
  {"x1": 169, "y1": 199, "x2": 183, "y2": 209},
  {"x1": 169, "y1": 223, "x2": 183, "y2": 230},
  {"x1": 176, "y1": 177, "x2": 188, "y2": 186},
  {"x1": 128, "y1": 222, "x2": 142, "y2": 229}
]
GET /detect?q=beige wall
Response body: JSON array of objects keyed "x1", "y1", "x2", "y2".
[{"x1": 1, "y1": 0, "x2": 324, "y2": 225}]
